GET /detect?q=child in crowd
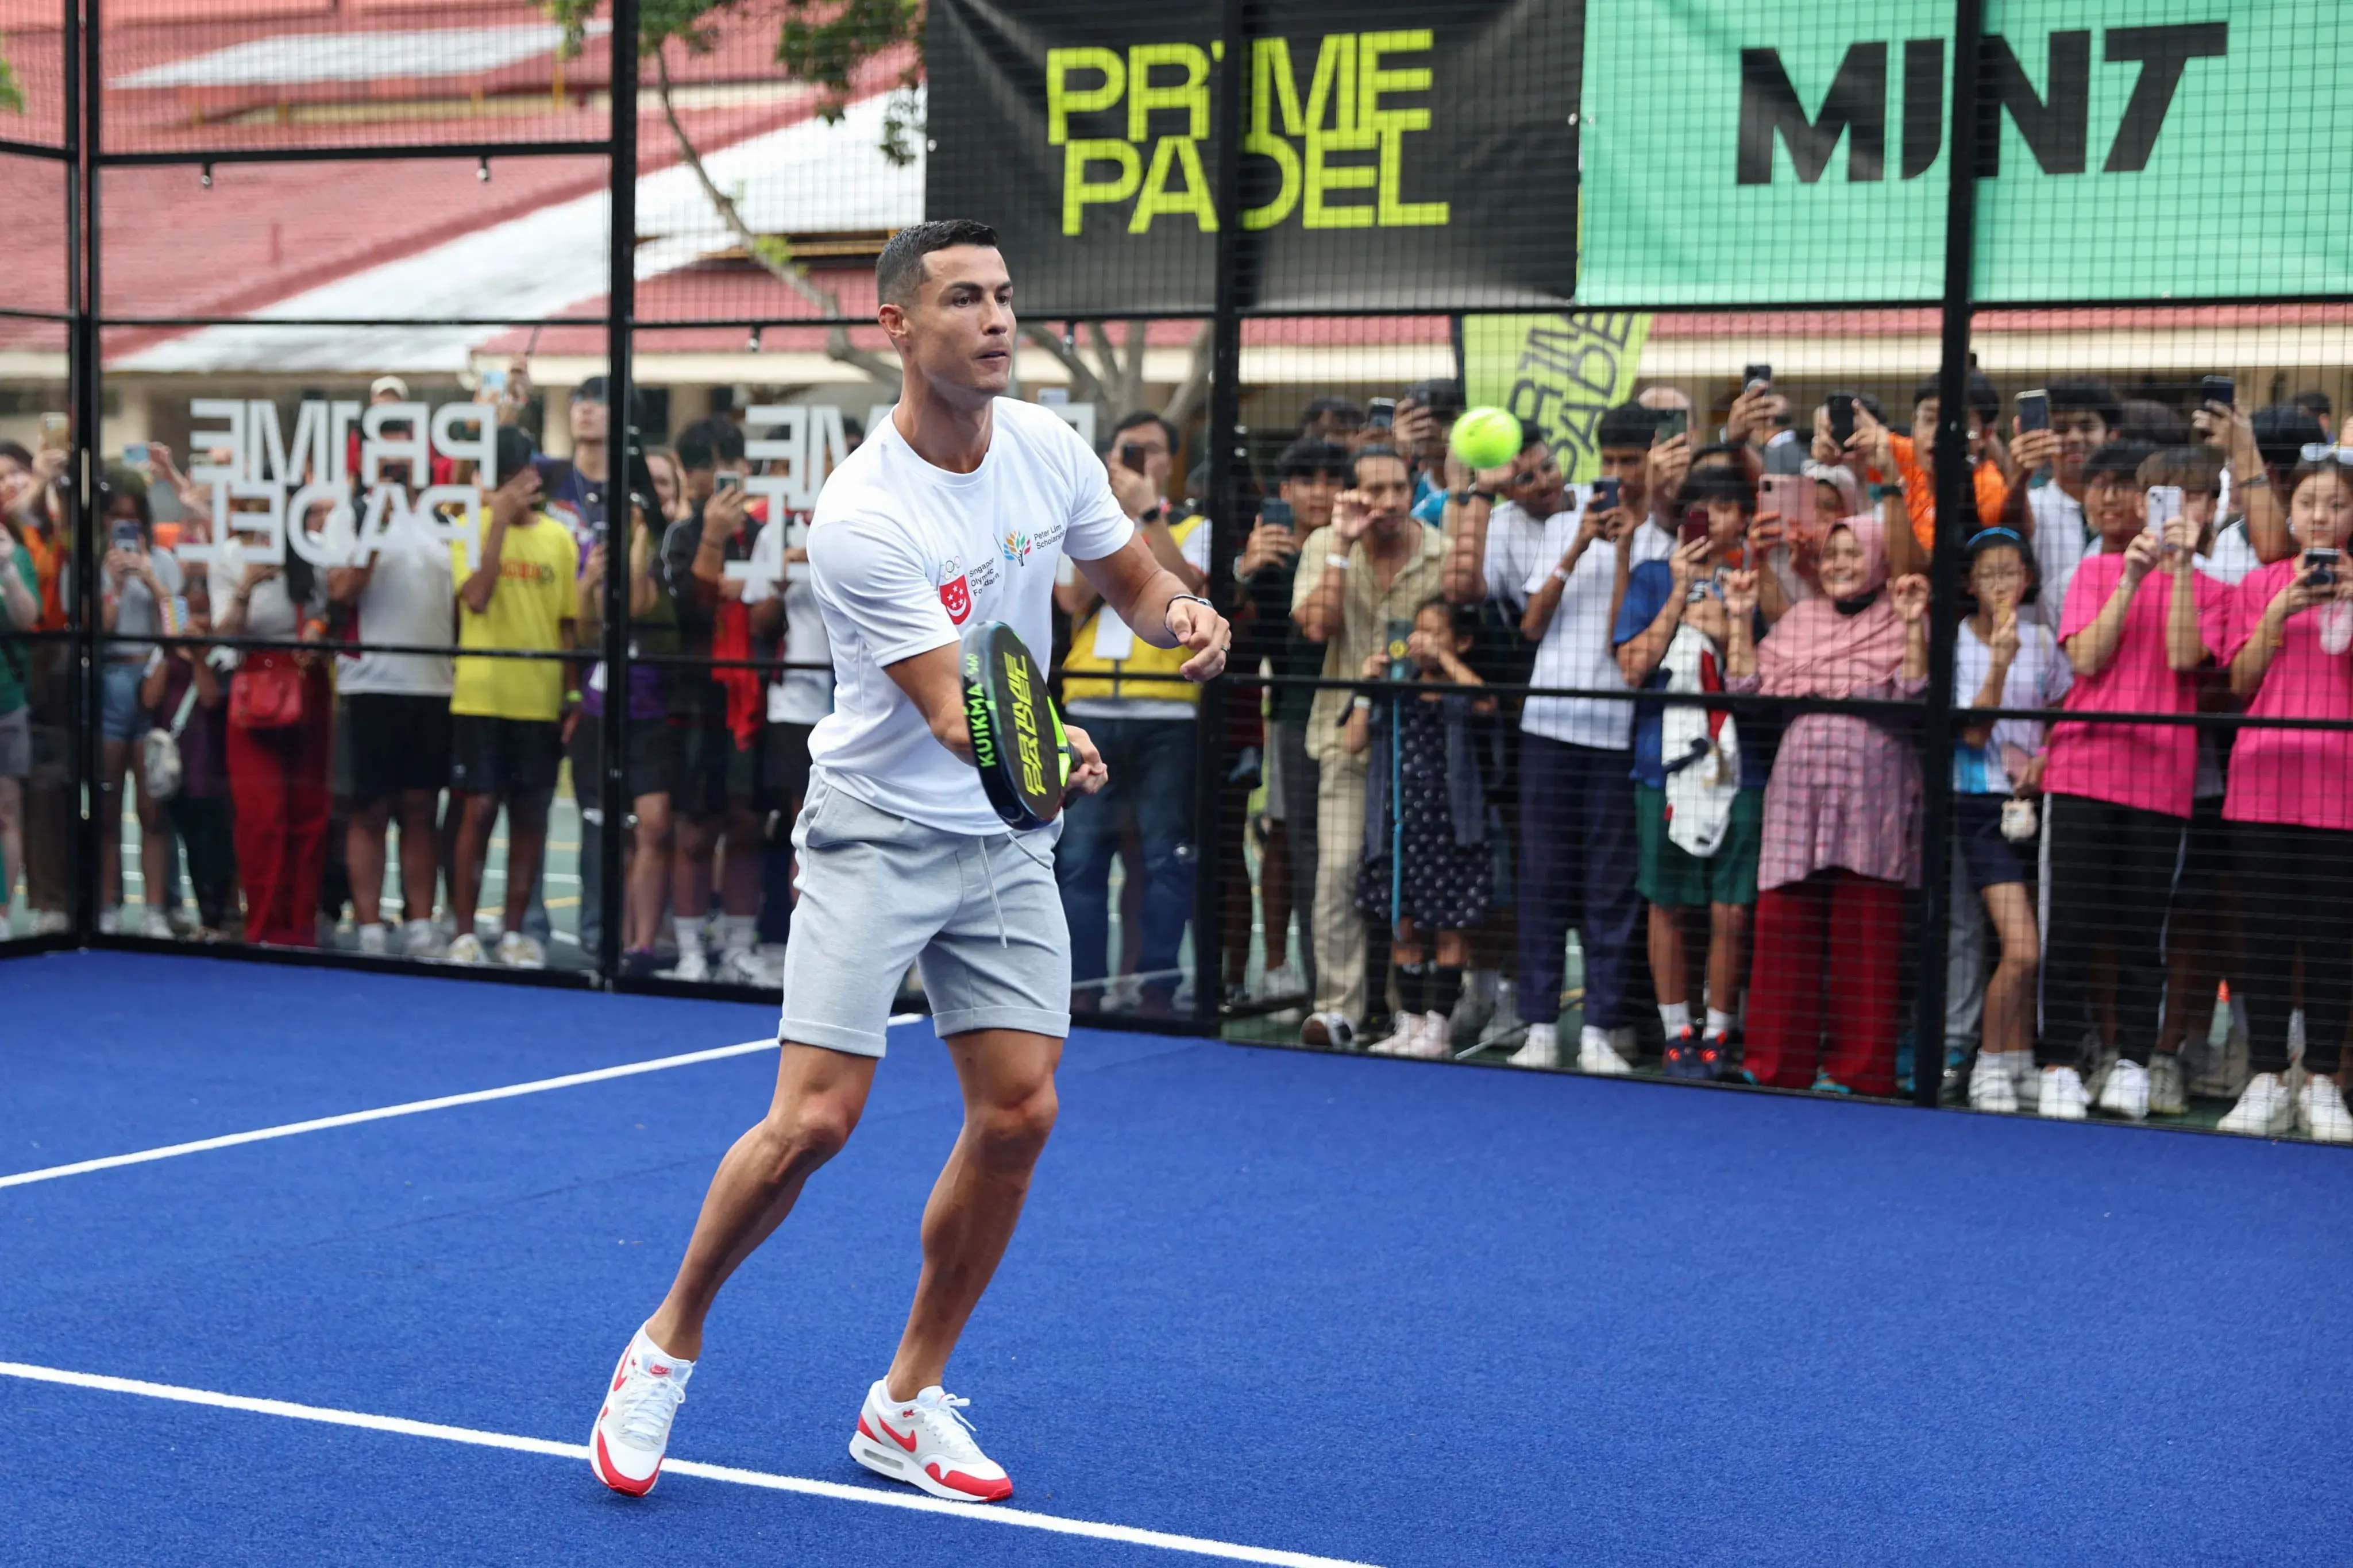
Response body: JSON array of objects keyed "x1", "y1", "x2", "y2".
[
  {"x1": 1612, "y1": 466, "x2": 1767, "y2": 1079},
  {"x1": 138, "y1": 573, "x2": 236, "y2": 939},
  {"x1": 2037, "y1": 442, "x2": 2228, "y2": 1121},
  {"x1": 1725, "y1": 514, "x2": 1928, "y2": 1096},
  {"x1": 1349, "y1": 599, "x2": 1499, "y2": 1059},
  {"x1": 2217, "y1": 449, "x2": 2353, "y2": 1141},
  {"x1": 1948, "y1": 530, "x2": 2070, "y2": 1111}
]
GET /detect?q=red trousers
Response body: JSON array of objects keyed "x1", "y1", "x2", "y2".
[
  {"x1": 225, "y1": 666, "x2": 333, "y2": 948},
  {"x1": 1743, "y1": 870, "x2": 1904, "y2": 1096}
]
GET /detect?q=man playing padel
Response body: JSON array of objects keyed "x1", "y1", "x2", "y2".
[{"x1": 589, "y1": 218, "x2": 1230, "y2": 1503}]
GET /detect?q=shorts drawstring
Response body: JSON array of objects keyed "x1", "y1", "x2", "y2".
[{"x1": 983, "y1": 836, "x2": 1011, "y2": 948}]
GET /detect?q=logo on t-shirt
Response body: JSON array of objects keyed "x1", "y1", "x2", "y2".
[
  {"x1": 1001, "y1": 530, "x2": 1033, "y2": 566},
  {"x1": 938, "y1": 557, "x2": 973, "y2": 624}
]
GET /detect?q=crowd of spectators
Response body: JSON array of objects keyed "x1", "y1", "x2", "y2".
[
  {"x1": 1234, "y1": 371, "x2": 2353, "y2": 1144},
  {"x1": 7, "y1": 358, "x2": 2353, "y2": 1145}
]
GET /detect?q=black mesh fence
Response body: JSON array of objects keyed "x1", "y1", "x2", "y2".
[{"x1": 5, "y1": 0, "x2": 2351, "y2": 1144}]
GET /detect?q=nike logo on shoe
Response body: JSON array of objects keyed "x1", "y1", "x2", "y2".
[{"x1": 878, "y1": 1416, "x2": 919, "y2": 1452}]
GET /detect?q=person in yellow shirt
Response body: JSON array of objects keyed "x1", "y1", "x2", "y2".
[{"x1": 446, "y1": 428, "x2": 578, "y2": 968}]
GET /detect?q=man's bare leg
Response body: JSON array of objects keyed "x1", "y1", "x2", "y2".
[
  {"x1": 884, "y1": 1029, "x2": 1060, "y2": 1399},
  {"x1": 643, "y1": 1042, "x2": 879, "y2": 1361}
]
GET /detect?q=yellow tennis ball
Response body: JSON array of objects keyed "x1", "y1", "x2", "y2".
[{"x1": 1449, "y1": 407, "x2": 1525, "y2": 472}]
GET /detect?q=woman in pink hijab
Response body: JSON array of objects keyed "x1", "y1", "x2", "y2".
[{"x1": 1723, "y1": 512, "x2": 1930, "y2": 1094}]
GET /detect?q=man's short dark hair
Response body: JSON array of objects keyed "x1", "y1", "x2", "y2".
[
  {"x1": 2120, "y1": 399, "x2": 2189, "y2": 447},
  {"x1": 1111, "y1": 409, "x2": 1179, "y2": 454},
  {"x1": 1596, "y1": 401, "x2": 1668, "y2": 451},
  {"x1": 2049, "y1": 377, "x2": 2124, "y2": 431},
  {"x1": 2082, "y1": 440, "x2": 2159, "y2": 486},
  {"x1": 674, "y1": 416, "x2": 746, "y2": 473},
  {"x1": 493, "y1": 425, "x2": 539, "y2": 486},
  {"x1": 1298, "y1": 396, "x2": 1363, "y2": 435},
  {"x1": 1277, "y1": 438, "x2": 1352, "y2": 482},
  {"x1": 1680, "y1": 465, "x2": 1756, "y2": 511},
  {"x1": 1689, "y1": 441, "x2": 1745, "y2": 470},
  {"x1": 876, "y1": 219, "x2": 1000, "y2": 308},
  {"x1": 2292, "y1": 389, "x2": 2333, "y2": 422},
  {"x1": 1911, "y1": 369, "x2": 2000, "y2": 423},
  {"x1": 1351, "y1": 444, "x2": 1408, "y2": 485},
  {"x1": 2252, "y1": 403, "x2": 2328, "y2": 474}
]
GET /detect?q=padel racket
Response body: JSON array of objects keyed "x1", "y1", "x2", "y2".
[{"x1": 960, "y1": 620, "x2": 1077, "y2": 831}]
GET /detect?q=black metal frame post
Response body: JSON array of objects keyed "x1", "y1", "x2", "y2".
[
  {"x1": 597, "y1": 0, "x2": 639, "y2": 984},
  {"x1": 69, "y1": 0, "x2": 101, "y2": 940},
  {"x1": 1912, "y1": 0, "x2": 1984, "y2": 1106},
  {"x1": 1188, "y1": 0, "x2": 1248, "y2": 1025}
]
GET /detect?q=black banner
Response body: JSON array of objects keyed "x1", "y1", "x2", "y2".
[{"x1": 925, "y1": 0, "x2": 1580, "y2": 315}]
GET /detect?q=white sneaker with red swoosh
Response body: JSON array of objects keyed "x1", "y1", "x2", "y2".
[
  {"x1": 850, "y1": 1379, "x2": 1013, "y2": 1502},
  {"x1": 589, "y1": 1326, "x2": 693, "y2": 1496}
]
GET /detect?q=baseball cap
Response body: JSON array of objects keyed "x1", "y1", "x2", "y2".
[{"x1": 369, "y1": 374, "x2": 410, "y2": 400}]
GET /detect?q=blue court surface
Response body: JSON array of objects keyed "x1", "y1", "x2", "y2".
[{"x1": 6, "y1": 951, "x2": 2351, "y2": 1566}]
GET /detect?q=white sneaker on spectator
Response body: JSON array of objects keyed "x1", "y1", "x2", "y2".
[
  {"x1": 2097, "y1": 1059, "x2": 2150, "y2": 1121},
  {"x1": 716, "y1": 947, "x2": 778, "y2": 987},
  {"x1": 30, "y1": 909, "x2": 70, "y2": 935},
  {"x1": 1448, "y1": 970, "x2": 1497, "y2": 1049},
  {"x1": 357, "y1": 922, "x2": 389, "y2": 956},
  {"x1": 496, "y1": 930, "x2": 546, "y2": 970},
  {"x1": 2297, "y1": 1075, "x2": 2353, "y2": 1143},
  {"x1": 1364, "y1": 1015, "x2": 1420, "y2": 1056},
  {"x1": 137, "y1": 909, "x2": 173, "y2": 940},
  {"x1": 2005, "y1": 1053, "x2": 2040, "y2": 1109},
  {"x1": 1301, "y1": 1011, "x2": 1355, "y2": 1051},
  {"x1": 1577, "y1": 1028, "x2": 1635, "y2": 1076},
  {"x1": 2219, "y1": 1072, "x2": 2296, "y2": 1137},
  {"x1": 1968, "y1": 1052, "x2": 2021, "y2": 1113},
  {"x1": 1507, "y1": 1021, "x2": 1559, "y2": 1069},
  {"x1": 2037, "y1": 1066, "x2": 2089, "y2": 1120},
  {"x1": 668, "y1": 945, "x2": 710, "y2": 982},
  {"x1": 1480, "y1": 979, "x2": 1525, "y2": 1048},
  {"x1": 1256, "y1": 960, "x2": 1306, "y2": 1001},
  {"x1": 1404, "y1": 1010, "x2": 1453, "y2": 1059},
  {"x1": 2146, "y1": 1052, "x2": 2188, "y2": 1117},
  {"x1": 443, "y1": 932, "x2": 487, "y2": 966},
  {"x1": 98, "y1": 906, "x2": 122, "y2": 935},
  {"x1": 402, "y1": 918, "x2": 442, "y2": 960}
]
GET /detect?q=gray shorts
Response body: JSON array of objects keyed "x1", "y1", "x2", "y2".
[{"x1": 780, "y1": 771, "x2": 1071, "y2": 1057}]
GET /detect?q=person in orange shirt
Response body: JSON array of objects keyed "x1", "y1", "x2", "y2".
[{"x1": 1887, "y1": 370, "x2": 2013, "y2": 553}]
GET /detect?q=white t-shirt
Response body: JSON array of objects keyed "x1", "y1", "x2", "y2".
[
  {"x1": 805, "y1": 399, "x2": 1133, "y2": 835},
  {"x1": 1951, "y1": 617, "x2": 2071, "y2": 792},
  {"x1": 767, "y1": 530, "x2": 834, "y2": 727},
  {"x1": 1480, "y1": 499, "x2": 1554, "y2": 616},
  {"x1": 338, "y1": 509, "x2": 455, "y2": 697},
  {"x1": 1520, "y1": 505, "x2": 1671, "y2": 751},
  {"x1": 2022, "y1": 484, "x2": 2088, "y2": 632},
  {"x1": 1064, "y1": 516, "x2": 1212, "y2": 722}
]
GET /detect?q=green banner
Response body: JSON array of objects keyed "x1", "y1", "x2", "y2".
[
  {"x1": 1578, "y1": 0, "x2": 2353, "y2": 305},
  {"x1": 1463, "y1": 312, "x2": 1653, "y2": 484}
]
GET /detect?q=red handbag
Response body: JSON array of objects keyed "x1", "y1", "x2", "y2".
[{"x1": 230, "y1": 650, "x2": 306, "y2": 731}]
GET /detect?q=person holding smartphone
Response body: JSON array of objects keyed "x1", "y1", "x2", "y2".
[
  {"x1": 1611, "y1": 465, "x2": 1768, "y2": 1079},
  {"x1": 2215, "y1": 449, "x2": 2353, "y2": 1141},
  {"x1": 0, "y1": 504, "x2": 37, "y2": 914},
  {"x1": 92, "y1": 473, "x2": 185, "y2": 937}
]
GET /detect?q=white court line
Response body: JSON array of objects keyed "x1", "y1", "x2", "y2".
[
  {"x1": 2, "y1": 1017, "x2": 913, "y2": 1191},
  {"x1": 0, "y1": 1361, "x2": 1376, "y2": 1568}
]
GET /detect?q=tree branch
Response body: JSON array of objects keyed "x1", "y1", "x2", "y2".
[
  {"x1": 1159, "y1": 323, "x2": 1213, "y2": 432},
  {"x1": 1019, "y1": 325, "x2": 1108, "y2": 408}
]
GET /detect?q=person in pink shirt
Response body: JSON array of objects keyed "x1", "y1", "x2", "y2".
[
  {"x1": 2216, "y1": 450, "x2": 2353, "y2": 1142},
  {"x1": 2037, "y1": 442, "x2": 2229, "y2": 1122}
]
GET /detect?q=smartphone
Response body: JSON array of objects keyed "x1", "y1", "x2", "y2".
[
  {"x1": 1259, "y1": 497, "x2": 1295, "y2": 532},
  {"x1": 1826, "y1": 393, "x2": 1857, "y2": 447},
  {"x1": 2146, "y1": 484, "x2": 2185, "y2": 544},
  {"x1": 163, "y1": 595, "x2": 189, "y2": 636},
  {"x1": 38, "y1": 412, "x2": 69, "y2": 453},
  {"x1": 1654, "y1": 408, "x2": 1688, "y2": 445},
  {"x1": 1590, "y1": 476, "x2": 1622, "y2": 513},
  {"x1": 1742, "y1": 363, "x2": 1773, "y2": 392},
  {"x1": 480, "y1": 368, "x2": 508, "y2": 396},
  {"x1": 1118, "y1": 442, "x2": 1148, "y2": 472},
  {"x1": 2016, "y1": 389, "x2": 2050, "y2": 432},
  {"x1": 2305, "y1": 546, "x2": 2340, "y2": 586},
  {"x1": 124, "y1": 442, "x2": 149, "y2": 468},
  {"x1": 1367, "y1": 396, "x2": 1397, "y2": 430},
  {"x1": 713, "y1": 470, "x2": 743, "y2": 493},
  {"x1": 1677, "y1": 508, "x2": 1711, "y2": 548},
  {"x1": 2199, "y1": 374, "x2": 2236, "y2": 410},
  {"x1": 1758, "y1": 472, "x2": 1820, "y2": 534},
  {"x1": 1383, "y1": 616, "x2": 1414, "y2": 681},
  {"x1": 110, "y1": 520, "x2": 141, "y2": 552}
]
